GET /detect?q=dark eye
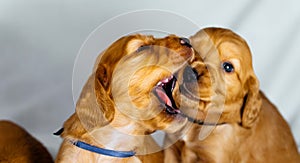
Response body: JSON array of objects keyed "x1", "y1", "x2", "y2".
[
  {"x1": 136, "y1": 45, "x2": 149, "y2": 53},
  {"x1": 222, "y1": 62, "x2": 234, "y2": 73}
]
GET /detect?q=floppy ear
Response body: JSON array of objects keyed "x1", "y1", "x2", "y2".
[
  {"x1": 73, "y1": 72, "x2": 115, "y2": 132},
  {"x1": 60, "y1": 72, "x2": 114, "y2": 138},
  {"x1": 95, "y1": 64, "x2": 110, "y2": 89},
  {"x1": 241, "y1": 75, "x2": 262, "y2": 128},
  {"x1": 94, "y1": 67, "x2": 115, "y2": 122},
  {"x1": 73, "y1": 35, "x2": 148, "y2": 132},
  {"x1": 72, "y1": 64, "x2": 114, "y2": 131}
]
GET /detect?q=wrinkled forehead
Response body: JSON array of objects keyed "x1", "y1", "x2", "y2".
[
  {"x1": 218, "y1": 39, "x2": 253, "y2": 67},
  {"x1": 92, "y1": 35, "x2": 154, "y2": 72},
  {"x1": 99, "y1": 35, "x2": 154, "y2": 64},
  {"x1": 192, "y1": 29, "x2": 255, "y2": 80},
  {"x1": 98, "y1": 34, "x2": 182, "y2": 65}
]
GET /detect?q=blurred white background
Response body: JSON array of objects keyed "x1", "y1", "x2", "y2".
[{"x1": 1, "y1": 0, "x2": 299, "y2": 158}]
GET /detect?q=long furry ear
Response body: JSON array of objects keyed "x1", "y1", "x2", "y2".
[
  {"x1": 95, "y1": 64, "x2": 110, "y2": 89},
  {"x1": 94, "y1": 70, "x2": 115, "y2": 122},
  {"x1": 73, "y1": 72, "x2": 114, "y2": 133},
  {"x1": 241, "y1": 75, "x2": 262, "y2": 128},
  {"x1": 72, "y1": 35, "x2": 149, "y2": 133},
  {"x1": 64, "y1": 65, "x2": 115, "y2": 136}
]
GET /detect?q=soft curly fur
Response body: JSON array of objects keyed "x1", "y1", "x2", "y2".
[
  {"x1": 56, "y1": 34, "x2": 194, "y2": 162},
  {"x1": 164, "y1": 27, "x2": 300, "y2": 163},
  {"x1": 0, "y1": 120, "x2": 53, "y2": 163}
]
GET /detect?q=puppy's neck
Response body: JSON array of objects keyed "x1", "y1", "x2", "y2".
[
  {"x1": 85, "y1": 109, "x2": 160, "y2": 155},
  {"x1": 110, "y1": 110, "x2": 154, "y2": 135}
]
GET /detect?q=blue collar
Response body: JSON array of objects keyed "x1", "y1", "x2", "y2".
[{"x1": 71, "y1": 140, "x2": 136, "y2": 158}]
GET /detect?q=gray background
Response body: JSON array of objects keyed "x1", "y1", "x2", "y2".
[{"x1": 1, "y1": 0, "x2": 299, "y2": 158}]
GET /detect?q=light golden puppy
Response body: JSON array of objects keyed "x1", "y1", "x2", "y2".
[
  {"x1": 0, "y1": 120, "x2": 53, "y2": 163},
  {"x1": 55, "y1": 34, "x2": 195, "y2": 162},
  {"x1": 164, "y1": 27, "x2": 300, "y2": 162}
]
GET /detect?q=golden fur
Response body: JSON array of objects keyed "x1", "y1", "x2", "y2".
[
  {"x1": 0, "y1": 120, "x2": 53, "y2": 163},
  {"x1": 164, "y1": 27, "x2": 300, "y2": 162},
  {"x1": 56, "y1": 34, "x2": 194, "y2": 162}
]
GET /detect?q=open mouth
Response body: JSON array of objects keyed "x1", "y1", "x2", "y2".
[
  {"x1": 153, "y1": 75, "x2": 221, "y2": 126},
  {"x1": 153, "y1": 75, "x2": 181, "y2": 115}
]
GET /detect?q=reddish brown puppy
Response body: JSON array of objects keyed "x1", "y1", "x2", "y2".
[
  {"x1": 164, "y1": 27, "x2": 300, "y2": 163},
  {"x1": 0, "y1": 120, "x2": 53, "y2": 163},
  {"x1": 56, "y1": 34, "x2": 195, "y2": 162}
]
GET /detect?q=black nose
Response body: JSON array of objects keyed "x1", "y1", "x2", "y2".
[
  {"x1": 180, "y1": 37, "x2": 192, "y2": 48},
  {"x1": 183, "y1": 67, "x2": 198, "y2": 83}
]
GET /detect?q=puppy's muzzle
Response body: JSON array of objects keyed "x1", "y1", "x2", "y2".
[{"x1": 179, "y1": 67, "x2": 201, "y2": 101}]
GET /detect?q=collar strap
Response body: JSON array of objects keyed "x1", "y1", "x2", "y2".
[{"x1": 71, "y1": 140, "x2": 136, "y2": 158}]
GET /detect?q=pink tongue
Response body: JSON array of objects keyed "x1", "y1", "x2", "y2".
[{"x1": 156, "y1": 88, "x2": 172, "y2": 107}]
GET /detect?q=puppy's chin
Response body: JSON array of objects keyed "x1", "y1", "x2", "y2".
[
  {"x1": 161, "y1": 115, "x2": 188, "y2": 133},
  {"x1": 144, "y1": 96, "x2": 188, "y2": 132}
]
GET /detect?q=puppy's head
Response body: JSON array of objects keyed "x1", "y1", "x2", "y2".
[
  {"x1": 184, "y1": 27, "x2": 262, "y2": 128},
  {"x1": 77, "y1": 34, "x2": 195, "y2": 133}
]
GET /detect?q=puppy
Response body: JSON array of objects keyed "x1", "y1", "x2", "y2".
[
  {"x1": 164, "y1": 27, "x2": 300, "y2": 162},
  {"x1": 55, "y1": 34, "x2": 195, "y2": 162},
  {"x1": 0, "y1": 120, "x2": 53, "y2": 163}
]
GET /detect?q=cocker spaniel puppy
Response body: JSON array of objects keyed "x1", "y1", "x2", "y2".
[
  {"x1": 164, "y1": 27, "x2": 300, "y2": 163},
  {"x1": 55, "y1": 34, "x2": 195, "y2": 162},
  {"x1": 0, "y1": 120, "x2": 53, "y2": 163}
]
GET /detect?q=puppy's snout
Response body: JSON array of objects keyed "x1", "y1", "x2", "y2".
[
  {"x1": 183, "y1": 67, "x2": 198, "y2": 83},
  {"x1": 180, "y1": 37, "x2": 192, "y2": 48}
]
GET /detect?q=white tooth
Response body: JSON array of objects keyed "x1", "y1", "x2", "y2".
[
  {"x1": 162, "y1": 78, "x2": 168, "y2": 83},
  {"x1": 157, "y1": 81, "x2": 162, "y2": 86}
]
